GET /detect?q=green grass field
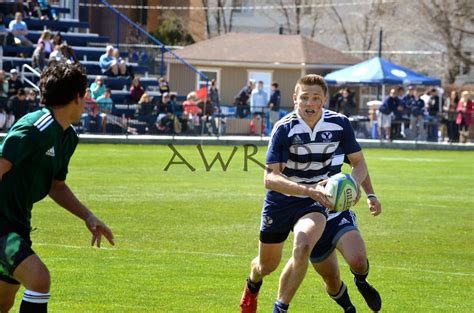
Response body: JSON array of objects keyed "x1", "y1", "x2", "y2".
[{"x1": 12, "y1": 144, "x2": 474, "y2": 312}]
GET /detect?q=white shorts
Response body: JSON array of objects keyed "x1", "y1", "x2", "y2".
[{"x1": 377, "y1": 112, "x2": 392, "y2": 128}]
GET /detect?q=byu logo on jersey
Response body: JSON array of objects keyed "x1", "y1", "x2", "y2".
[
  {"x1": 321, "y1": 131, "x2": 333, "y2": 140},
  {"x1": 262, "y1": 215, "x2": 273, "y2": 227},
  {"x1": 45, "y1": 146, "x2": 55, "y2": 157}
]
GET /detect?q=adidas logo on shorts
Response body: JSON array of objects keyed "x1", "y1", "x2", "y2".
[{"x1": 45, "y1": 147, "x2": 55, "y2": 157}]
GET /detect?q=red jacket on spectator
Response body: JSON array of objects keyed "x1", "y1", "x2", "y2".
[{"x1": 456, "y1": 99, "x2": 473, "y2": 125}]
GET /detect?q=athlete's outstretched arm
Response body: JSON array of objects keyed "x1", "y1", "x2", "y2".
[
  {"x1": 0, "y1": 158, "x2": 12, "y2": 180},
  {"x1": 346, "y1": 151, "x2": 368, "y2": 186},
  {"x1": 361, "y1": 173, "x2": 382, "y2": 216},
  {"x1": 49, "y1": 180, "x2": 114, "y2": 247}
]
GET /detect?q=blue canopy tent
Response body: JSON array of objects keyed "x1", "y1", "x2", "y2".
[{"x1": 324, "y1": 57, "x2": 441, "y2": 86}]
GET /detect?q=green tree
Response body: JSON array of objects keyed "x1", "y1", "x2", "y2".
[{"x1": 152, "y1": 12, "x2": 195, "y2": 46}]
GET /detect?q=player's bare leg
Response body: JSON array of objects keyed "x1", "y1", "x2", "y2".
[
  {"x1": 241, "y1": 242, "x2": 284, "y2": 313},
  {"x1": 13, "y1": 255, "x2": 51, "y2": 313},
  {"x1": 0, "y1": 280, "x2": 20, "y2": 312},
  {"x1": 337, "y1": 231, "x2": 381, "y2": 312},
  {"x1": 312, "y1": 251, "x2": 356, "y2": 313},
  {"x1": 274, "y1": 212, "x2": 326, "y2": 311}
]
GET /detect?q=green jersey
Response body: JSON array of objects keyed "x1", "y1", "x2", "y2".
[{"x1": 0, "y1": 108, "x2": 78, "y2": 240}]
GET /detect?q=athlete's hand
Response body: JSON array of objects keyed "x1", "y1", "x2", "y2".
[
  {"x1": 86, "y1": 214, "x2": 115, "y2": 248},
  {"x1": 367, "y1": 197, "x2": 382, "y2": 216},
  {"x1": 306, "y1": 180, "x2": 334, "y2": 210}
]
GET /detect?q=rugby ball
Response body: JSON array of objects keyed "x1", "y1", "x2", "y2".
[{"x1": 324, "y1": 173, "x2": 359, "y2": 212}]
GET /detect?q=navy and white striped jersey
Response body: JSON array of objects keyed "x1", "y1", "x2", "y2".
[{"x1": 265, "y1": 109, "x2": 361, "y2": 204}]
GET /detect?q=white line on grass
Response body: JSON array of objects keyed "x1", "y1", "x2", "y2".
[
  {"x1": 376, "y1": 265, "x2": 474, "y2": 277},
  {"x1": 36, "y1": 243, "x2": 474, "y2": 277},
  {"x1": 34, "y1": 242, "x2": 239, "y2": 258}
]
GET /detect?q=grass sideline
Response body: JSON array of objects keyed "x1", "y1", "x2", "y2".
[{"x1": 12, "y1": 144, "x2": 474, "y2": 312}]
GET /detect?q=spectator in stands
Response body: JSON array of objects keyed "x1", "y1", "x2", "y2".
[
  {"x1": 48, "y1": 44, "x2": 65, "y2": 64},
  {"x1": 60, "y1": 43, "x2": 77, "y2": 63},
  {"x1": 7, "y1": 69, "x2": 24, "y2": 98},
  {"x1": 158, "y1": 77, "x2": 170, "y2": 94},
  {"x1": 100, "y1": 45, "x2": 120, "y2": 76},
  {"x1": 32, "y1": 41, "x2": 46, "y2": 71},
  {"x1": 329, "y1": 89, "x2": 343, "y2": 111},
  {"x1": 250, "y1": 80, "x2": 268, "y2": 116},
  {"x1": 8, "y1": 12, "x2": 33, "y2": 47},
  {"x1": 0, "y1": 70, "x2": 8, "y2": 98},
  {"x1": 112, "y1": 48, "x2": 129, "y2": 77},
  {"x1": 378, "y1": 88, "x2": 399, "y2": 141},
  {"x1": 183, "y1": 91, "x2": 201, "y2": 132},
  {"x1": 38, "y1": 0, "x2": 58, "y2": 21},
  {"x1": 81, "y1": 87, "x2": 101, "y2": 133},
  {"x1": 130, "y1": 77, "x2": 144, "y2": 103},
  {"x1": 26, "y1": 88, "x2": 41, "y2": 112},
  {"x1": 0, "y1": 13, "x2": 8, "y2": 45},
  {"x1": 456, "y1": 91, "x2": 473, "y2": 144},
  {"x1": 234, "y1": 80, "x2": 254, "y2": 118},
  {"x1": 52, "y1": 31, "x2": 63, "y2": 48},
  {"x1": 96, "y1": 88, "x2": 114, "y2": 133},
  {"x1": 0, "y1": 70, "x2": 14, "y2": 130},
  {"x1": 37, "y1": 29, "x2": 53, "y2": 58},
  {"x1": 155, "y1": 92, "x2": 174, "y2": 134},
  {"x1": 407, "y1": 89, "x2": 426, "y2": 140},
  {"x1": 90, "y1": 75, "x2": 106, "y2": 100},
  {"x1": 392, "y1": 89, "x2": 408, "y2": 139},
  {"x1": 268, "y1": 82, "x2": 281, "y2": 129},
  {"x1": 426, "y1": 88, "x2": 441, "y2": 141},
  {"x1": 7, "y1": 87, "x2": 29, "y2": 122},
  {"x1": 443, "y1": 90, "x2": 459, "y2": 143},
  {"x1": 137, "y1": 92, "x2": 156, "y2": 132},
  {"x1": 335, "y1": 88, "x2": 356, "y2": 117}
]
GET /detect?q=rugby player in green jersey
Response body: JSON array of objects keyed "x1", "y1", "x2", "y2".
[{"x1": 0, "y1": 62, "x2": 114, "y2": 313}]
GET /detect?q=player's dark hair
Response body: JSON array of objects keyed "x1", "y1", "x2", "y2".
[
  {"x1": 39, "y1": 62, "x2": 87, "y2": 107},
  {"x1": 295, "y1": 74, "x2": 328, "y2": 96}
]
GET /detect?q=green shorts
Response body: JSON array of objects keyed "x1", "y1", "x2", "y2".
[{"x1": 0, "y1": 232, "x2": 35, "y2": 284}]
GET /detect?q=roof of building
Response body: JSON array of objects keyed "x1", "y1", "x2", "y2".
[{"x1": 173, "y1": 33, "x2": 360, "y2": 66}]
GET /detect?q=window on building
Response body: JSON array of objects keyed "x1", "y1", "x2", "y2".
[
  {"x1": 233, "y1": 0, "x2": 254, "y2": 14},
  {"x1": 248, "y1": 70, "x2": 272, "y2": 97},
  {"x1": 196, "y1": 68, "x2": 220, "y2": 90}
]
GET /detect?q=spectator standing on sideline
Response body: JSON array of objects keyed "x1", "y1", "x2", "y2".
[
  {"x1": 234, "y1": 80, "x2": 254, "y2": 118},
  {"x1": 335, "y1": 89, "x2": 356, "y2": 117},
  {"x1": 456, "y1": 91, "x2": 473, "y2": 143},
  {"x1": 378, "y1": 89, "x2": 398, "y2": 141},
  {"x1": 268, "y1": 82, "x2": 281, "y2": 129},
  {"x1": 250, "y1": 81, "x2": 268, "y2": 116},
  {"x1": 443, "y1": 90, "x2": 459, "y2": 143},
  {"x1": 426, "y1": 88, "x2": 441, "y2": 141}
]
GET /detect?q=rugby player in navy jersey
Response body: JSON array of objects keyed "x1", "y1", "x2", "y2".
[
  {"x1": 309, "y1": 148, "x2": 382, "y2": 312},
  {"x1": 240, "y1": 74, "x2": 368, "y2": 313},
  {"x1": 0, "y1": 63, "x2": 114, "y2": 313}
]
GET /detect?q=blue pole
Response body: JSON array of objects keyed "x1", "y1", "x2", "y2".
[
  {"x1": 160, "y1": 46, "x2": 165, "y2": 77},
  {"x1": 116, "y1": 13, "x2": 120, "y2": 49}
]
